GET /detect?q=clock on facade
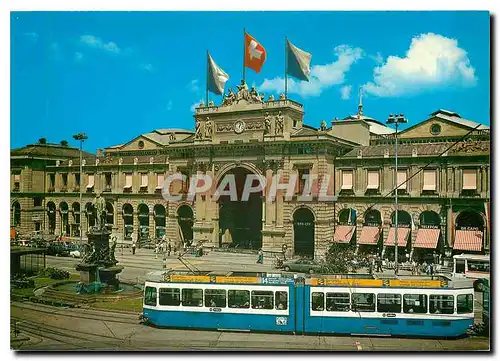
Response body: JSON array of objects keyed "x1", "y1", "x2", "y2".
[{"x1": 234, "y1": 120, "x2": 245, "y2": 134}]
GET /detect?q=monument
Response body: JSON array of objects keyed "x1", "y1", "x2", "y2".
[{"x1": 75, "y1": 192, "x2": 124, "y2": 293}]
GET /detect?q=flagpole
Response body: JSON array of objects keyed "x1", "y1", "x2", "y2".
[
  {"x1": 243, "y1": 28, "x2": 246, "y2": 83},
  {"x1": 206, "y1": 50, "x2": 209, "y2": 105},
  {"x1": 284, "y1": 37, "x2": 288, "y2": 100}
]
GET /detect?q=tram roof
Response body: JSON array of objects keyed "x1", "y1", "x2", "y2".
[{"x1": 145, "y1": 271, "x2": 472, "y2": 289}]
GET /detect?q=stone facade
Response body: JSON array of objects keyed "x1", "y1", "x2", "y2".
[{"x1": 11, "y1": 90, "x2": 490, "y2": 260}]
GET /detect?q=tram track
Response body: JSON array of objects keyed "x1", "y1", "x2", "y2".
[{"x1": 11, "y1": 301, "x2": 140, "y2": 325}]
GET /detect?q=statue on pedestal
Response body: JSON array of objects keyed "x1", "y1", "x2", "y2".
[
  {"x1": 205, "y1": 118, "x2": 213, "y2": 139},
  {"x1": 93, "y1": 192, "x2": 106, "y2": 230},
  {"x1": 320, "y1": 120, "x2": 327, "y2": 131},
  {"x1": 275, "y1": 111, "x2": 284, "y2": 135},
  {"x1": 264, "y1": 112, "x2": 272, "y2": 135},
  {"x1": 195, "y1": 119, "x2": 203, "y2": 139},
  {"x1": 222, "y1": 88, "x2": 236, "y2": 106}
]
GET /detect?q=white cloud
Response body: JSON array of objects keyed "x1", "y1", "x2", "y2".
[
  {"x1": 188, "y1": 79, "x2": 200, "y2": 93},
  {"x1": 259, "y1": 45, "x2": 363, "y2": 97},
  {"x1": 363, "y1": 33, "x2": 477, "y2": 97},
  {"x1": 369, "y1": 52, "x2": 383, "y2": 64},
  {"x1": 74, "y1": 52, "x2": 83, "y2": 62},
  {"x1": 166, "y1": 100, "x2": 173, "y2": 111},
  {"x1": 140, "y1": 63, "x2": 154, "y2": 72},
  {"x1": 190, "y1": 99, "x2": 204, "y2": 112},
  {"x1": 49, "y1": 42, "x2": 63, "y2": 61},
  {"x1": 79, "y1": 35, "x2": 121, "y2": 54},
  {"x1": 340, "y1": 85, "x2": 352, "y2": 100},
  {"x1": 24, "y1": 32, "x2": 39, "y2": 42}
]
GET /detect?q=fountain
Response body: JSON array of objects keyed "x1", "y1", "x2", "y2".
[{"x1": 75, "y1": 193, "x2": 124, "y2": 293}]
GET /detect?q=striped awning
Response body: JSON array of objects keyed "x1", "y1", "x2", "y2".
[
  {"x1": 454, "y1": 230, "x2": 483, "y2": 252},
  {"x1": 384, "y1": 227, "x2": 410, "y2": 247},
  {"x1": 333, "y1": 225, "x2": 355, "y2": 243},
  {"x1": 357, "y1": 226, "x2": 380, "y2": 245},
  {"x1": 413, "y1": 228, "x2": 440, "y2": 249}
]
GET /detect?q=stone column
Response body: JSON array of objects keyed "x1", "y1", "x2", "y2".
[{"x1": 149, "y1": 211, "x2": 155, "y2": 239}]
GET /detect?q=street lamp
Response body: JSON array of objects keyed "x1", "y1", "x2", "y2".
[
  {"x1": 73, "y1": 133, "x2": 88, "y2": 244},
  {"x1": 386, "y1": 114, "x2": 407, "y2": 275}
]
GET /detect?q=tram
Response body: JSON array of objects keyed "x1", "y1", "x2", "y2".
[{"x1": 142, "y1": 272, "x2": 475, "y2": 338}]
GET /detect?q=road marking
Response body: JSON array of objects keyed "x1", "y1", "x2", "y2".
[{"x1": 355, "y1": 341, "x2": 362, "y2": 351}]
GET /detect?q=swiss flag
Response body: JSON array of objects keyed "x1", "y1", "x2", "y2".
[{"x1": 244, "y1": 32, "x2": 266, "y2": 73}]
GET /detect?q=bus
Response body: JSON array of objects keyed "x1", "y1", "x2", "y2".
[{"x1": 452, "y1": 254, "x2": 489, "y2": 291}]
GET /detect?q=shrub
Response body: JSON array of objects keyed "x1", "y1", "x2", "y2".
[{"x1": 39, "y1": 267, "x2": 70, "y2": 280}]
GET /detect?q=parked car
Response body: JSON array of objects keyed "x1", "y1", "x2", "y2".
[
  {"x1": 46, "y1": 243, "x2": 71, "y2": 257},
  {"x1": 70, "y1": 249, "x2": 81, "y2": 258},
  {"x1": 282, "y1": 259, "x2": 323, "y2": 274}
]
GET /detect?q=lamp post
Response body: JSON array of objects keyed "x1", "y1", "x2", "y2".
[
  {"x1": 73, "y1": 133, "x2": 88, "y2": 244},
  {"x1": 386, "y1": 114, "x2": 407, "y2": 275}
]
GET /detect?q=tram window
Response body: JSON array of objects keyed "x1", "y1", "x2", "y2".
[
  {"x1": 429, "y1": 295, "x2": 454, "y2": 314},
  {"x1": 457, "y1": 294, "x2": 474, "y2": 314},
  {"x1": 205, "y1": 289, "x2": 226, "y2": 308},
  {"x1": 403, "y1": 294, "x2": 428, "y2": 314},
  {"x1": 311, "y1": 292, "x2": 324, "y2": 311},
  {"x1": 228, "y1": 290, "x2": 250, "y2": 308},
  {"x1": 468, "y1": 261, "x2": 490, "y2": 273},
  {"x1": 326, "y1": 293, "x2": 350, "y2": 312},
  {"x1": 182, "y1": 288, "x2": 203, "y2": 307},
  {"x1": 251, "y1": 291, "x2": 274, "y2": 310},
  {"x1": 352, "y1": 293, "x2": 375, "y2": 312},
  {"x1": 275, "y1": 291, "x2": 288, "y2": 310},
  {"x1": 144, "y1": 286, "x2": 157, "y2": 306},
  {"x1": 159, "y1": 288, "x2": 180, "y2": 306},
  {"x1": 377, "y1": 293, "x2": 401, "y2": 313}
]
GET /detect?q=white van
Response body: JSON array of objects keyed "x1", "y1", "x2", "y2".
[{"x1": 452, "y1": 253, "x2": 490, "y2": 291}]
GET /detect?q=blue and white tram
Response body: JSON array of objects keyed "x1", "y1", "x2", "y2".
[
  {"x1": 305, "y1": 278, "x2": 475, "y2": 337},
  {"x1": 142, "y1": 273, "x2": 474, "y2": 338},
  {"x1": 143, "y1": 274, "x2": 297, "y2": 333}
]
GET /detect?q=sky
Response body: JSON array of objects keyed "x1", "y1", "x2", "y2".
[{"x1": 10, "y1": 11, "x2": 490, "y2": 152}]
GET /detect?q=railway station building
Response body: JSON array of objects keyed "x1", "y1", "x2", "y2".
[{"x1": 10, "y1": 83, "x2": 490, "y2": 261}]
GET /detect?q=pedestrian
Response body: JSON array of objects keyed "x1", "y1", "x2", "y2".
[
  {"x1": 155, "y1": 243, "x2": 159, "y2": 259},
  {"x1": 132, "y1": 241, "x2": 136, "y2": 255},
  {"x1": 282, "y1": 244, "x2": 288, "y2": 261},
  {"x1": 167, "y1": 242, "x2": 172, "y2": 257},
  {"x1": 257, "y1": 249, "x2": 263, "y2": 264},
  {"x1": 430, "y1": 263, "x2": 434, "y2": 279}
]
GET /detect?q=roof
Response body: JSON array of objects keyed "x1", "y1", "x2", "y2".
[
  {"x1": 342, "y1": 114, "x2": 395, "y2": 135},
  {"x1": 57, "y1": 154, "x2": 169, "y2": 167},
  {"x1": 11, "y1": 143, "x2": 94, "y2": 159},
  {"x1": 431, "y1": 110, "x2": 489, "y2": 130},
  {"x1": 342, "y1": 140, "x2": 490, "y2": 158},
  {"x1": 291, "y1": 126, "x2": 319, "y2": 136}
]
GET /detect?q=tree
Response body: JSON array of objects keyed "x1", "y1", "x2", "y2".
[
  {"x1": 60, "y1": 140, "x2": 68, "y2": 147},
  {"x1": 38, "y1": 137, "x2": 47, "y2": 144},
  {"x1": 319, "y1": 242, "x2": 365, "y2": 274}
]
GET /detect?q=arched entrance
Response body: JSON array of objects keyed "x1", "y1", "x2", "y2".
[
  {"x1": 218, "y1": 167, "x2": 262, "y2": 249},
  {"x1": 413, "y1": 211, "x2": 442, "y2": 263},
  {"x1": 454, "y1": 210, "x2": 484, "y2": 253},
  {"x1": 334, "y1": 208, "x2": 357, "y2": 245},
  {"x1": 47, "y1": 202, "x2": 56, "y2": 234},
  {"x1": 122, "y1": 204, "x2": 133, "y2": 240},
  {"x1": 293, "y1": 207, "x2": 315, "y2": 258},
  {"x1": 105, "y1": 202, "x2": 114, "y2": 231},
  {"x1": 71, "y1": 202, "x2": 80, "y2": 237},
  {"x1": 60, "y1": 202, "x2": 69, "y2": 236},
  {"x1": 384, "y1": 210, "x2": 412, "y2": 261},
  {"x1": 154, "y1": 204, "x2": 166, "y2": 238},
  {"x1": 177, "y1": 205, "x2": 194, "y2": 246},
  {"x1": 137, "y1": 204, "x2": 149, "y2": 241},
  {"x1": 12, "y1": 201, "x2": 21, "y2": 227},
  {"x1": 358, "y1": 209, "x2": 382, "y2": 256}
]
